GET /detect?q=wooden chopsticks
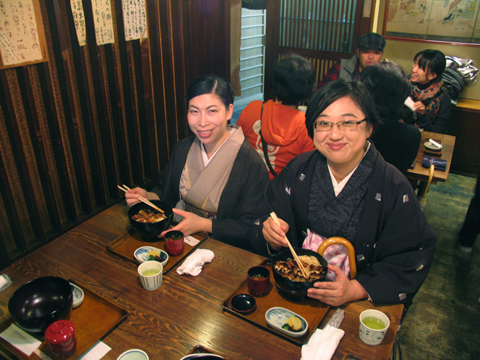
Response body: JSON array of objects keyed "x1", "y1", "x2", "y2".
[
  {"x1": 117, "y1": 184, "x2": 165, "y2": 214},
  {"x1": 270, "y1": 212, "x2": 310, "y2": 279}
]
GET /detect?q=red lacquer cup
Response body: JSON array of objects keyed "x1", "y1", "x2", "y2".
[{"x1": 164, "y1": 230, "x2": 184, "y2": 256}]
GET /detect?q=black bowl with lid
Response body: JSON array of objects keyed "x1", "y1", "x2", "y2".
[
  {"x1": 272, "y1": 248, "x2": 328, "y2": 301},
  {"x1": 128, "y1": 200, "x2": 173, "y2": 241}
]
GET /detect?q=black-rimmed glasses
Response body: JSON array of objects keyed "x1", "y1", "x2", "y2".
[{"x1": 314, "y1": 119, "x2": 367, "y2": 132}]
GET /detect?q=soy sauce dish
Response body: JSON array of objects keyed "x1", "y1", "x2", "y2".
[
  {"x1": 265, "y1": 307, "x2": 308, "y2": 338},
  {"x1": 231, "y1": 294, "x2": 256, "y2": 314}
]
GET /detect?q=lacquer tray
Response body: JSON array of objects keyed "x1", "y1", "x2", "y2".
[
  {"x1": 106, "y1": 230, "x2": 208, "y2": 274},
  {"x1": 222, "y1": 260, "x2": 330, "y2": 346},
  {"x1": 0, "y1": 281, "x2": 127, "y2": 359}
]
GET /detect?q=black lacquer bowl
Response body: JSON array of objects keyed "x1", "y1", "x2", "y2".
[
  {"x1": 8, "y1": 276, "x2": 73, "y2": 334},
  {"x1": 128, "y1": 200, "x2": 173, "y2": 240},
  {"x1": 272, "y1": 248, "x2": 328, "y2": 301}
]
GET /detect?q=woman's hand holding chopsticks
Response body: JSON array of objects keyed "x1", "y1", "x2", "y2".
[
  {"x1": 262, "y1": 216, "x2": 290, "y2": 252},
  {"x1": 121, "y1": 186, "x2": 148, "y2": 207}
]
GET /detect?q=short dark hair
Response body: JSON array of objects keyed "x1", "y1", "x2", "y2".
[
  {"x1": 413, "y1": 49, "x2": 446, "y2": 82},
  {"x1": 360, "y1": 62, "x2": 411, "y2": 122},
  {"x1": 187, "y1": 75, "x2": 235, "y2": 108},
  {"x1": 305, "y1": 79, "x2": 381, "y2": 139},
  {"x1": 273, "y1": 54, "x2": 315, "y2": 106}
]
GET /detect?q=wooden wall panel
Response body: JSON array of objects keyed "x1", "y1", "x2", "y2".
[{"x1": 0, "y1": 0, "x2": 233, "y2": 270}]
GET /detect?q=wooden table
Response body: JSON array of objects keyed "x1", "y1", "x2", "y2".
[
  {"x1": 0, "y1": 203, "x2": 404, "y2": 360},
  {"x1": 407, "y1": 131, "x2": 456, "y2": 196}
]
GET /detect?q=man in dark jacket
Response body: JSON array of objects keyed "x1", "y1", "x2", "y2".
[{"x1": 318, "y1": 32, "x2": 386, "y2": 88}]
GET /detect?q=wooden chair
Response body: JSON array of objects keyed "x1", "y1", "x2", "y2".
[
  {"x1": 420, "y1": 164, "x2": 435, "y2": 207},
  {"x1": 317, "y1": 236, "x2": 357, "y2": 278}
]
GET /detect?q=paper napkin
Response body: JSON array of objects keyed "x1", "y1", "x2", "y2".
[
  {"x1": 176, "y1": 249, "x2": 214, "y2": 276},
  {"x1": 301, "y1": 325, "x2": 345, "y2": 360},
  {"x1": 0, "y1": 324, "x2": 42, "y2": 356}
]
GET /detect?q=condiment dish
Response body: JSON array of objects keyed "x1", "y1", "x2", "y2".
[
  {"x1": 265, "y1": 307, "x2": 308, "y2": 338},
  {"x1": 231, "y1": 293, "x2": 256, "y2": 314},
  {"x1": 117, "y1": 349, "x2": 149, "y2": 360},
  {"x1": 134, "y1": 246, "x2": 169, "y2": 267},
  {"x1": 70, "y1": 283, "x2": 84, "y2": 308}
]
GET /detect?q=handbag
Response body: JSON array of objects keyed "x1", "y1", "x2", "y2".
[
  {"x1": 422, "y1": 156, "x2": 447, "y2": 171},
  {"x1": 259, "y1": 101, "x2": 278, "y2": 177}
]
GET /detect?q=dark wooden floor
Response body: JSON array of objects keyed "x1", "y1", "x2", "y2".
[{"x1": 397, "y1": 173, "x2": 480, "y2": 360}]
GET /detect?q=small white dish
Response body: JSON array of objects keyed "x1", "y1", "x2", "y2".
[
  {"x1": 117, "y1": 349, "x2": 149, "y2": 360},
  {"x1": 179, "y1": 355, "x2": 225, "y2": 359},
  {"x1": 70, "y1": 283, "x2": 84, "y2": 308},
  {"x1": 134, "y1": 246, "x2": 168, "y2": 267},
  {"x1": 425, "y1": 140, "x2": 443, "y2": 150},
  {"x1": 265, "y1": 307, "x2": 308, "y2": 338}
]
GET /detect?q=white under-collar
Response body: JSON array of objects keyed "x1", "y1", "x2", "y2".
[
  {"x1": 200, "y1": 126, "x2": 236, "y2": 166},
  {"x1": 328, "y1": 142, "x2": 371, "y2": 196}
]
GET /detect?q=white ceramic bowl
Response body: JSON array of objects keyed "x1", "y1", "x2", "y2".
[
  {"x1": 425, "y1": 140, "x2": 443, "y2": 150},
  {"x1": 265, "y1": 307, "x2": 308, "y2": 338},
  {"x1": 70, "y1": 283, "x2": 84, "y2": 309},
  {"x1": 134, "y1": 246, "x2": 168, "y2": 267},
  {"x1": 117, "y1": 349, "x2": 149, "y2": 360}
]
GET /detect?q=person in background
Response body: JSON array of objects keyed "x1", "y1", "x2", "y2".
[
  {"x1": 360, "y1": 62, "x2": 421, "y2": 174},
  {"x1": 458, "y1": 173, "x2": 480, "y2": 254},
  {"x1": 237, "y1": 54, "x2": 315, "y2": 179},
  {"x1": 125, "y1": 75, "x2": 269, "y2": 250},
  {"x1": 250, "y1": 79, "x2": 436, "y2": 307},
  {"x1": 317, "y1": 32, "x2": 386, "y2": 88},
  {"x1": 406, "y1": 49, "x2": 451, "y2": 134}
]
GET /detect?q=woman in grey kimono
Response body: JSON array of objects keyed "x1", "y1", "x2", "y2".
[
  {"x1": 126, "y1": 75, "x2": 269, "y2": 249},
  {"x1": 251, "y1": 79, "x2": 436, "y2": 306}
]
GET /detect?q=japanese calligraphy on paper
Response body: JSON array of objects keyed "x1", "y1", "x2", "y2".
[
  {"x1": 70, "y1": 0, "x2": 86, "y2": 46},
  {"x1": 0, "y1": 0, "x2": 42, "y2": 66},
  {"x1": 122, "y1": 0, "x2": 147, "y2": 41},
  {"x1": 92, "y1": 0, "x2": 115, "y2": 45}
]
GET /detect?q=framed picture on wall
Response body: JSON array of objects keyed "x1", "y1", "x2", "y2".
[{"x1": 383, "y1": 0, "x2": 480, "y2": 45}]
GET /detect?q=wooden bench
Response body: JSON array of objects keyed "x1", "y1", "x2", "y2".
[{"x1": 448, "y1": 98, "x2": 480, "y2": 175}]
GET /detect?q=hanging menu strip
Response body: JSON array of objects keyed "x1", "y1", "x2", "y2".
[
  {"x1": 70, "y1": 0, "x2": 86, "y2": 46},
  {"x1": 0, "y1": 0, "x2": 43, "y2": 66},
  {"x1": 122, "y1": 0, "x2": 147, "y2": 41},
  {"x1": 92, "y1": 0, "x2": 115, "y2": 45}
]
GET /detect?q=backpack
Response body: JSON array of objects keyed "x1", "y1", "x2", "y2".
[{"x1": 442, "y1": 67, "x2": 465, "y2": 103}]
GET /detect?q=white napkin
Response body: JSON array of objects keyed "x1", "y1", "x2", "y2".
[
  {"x1": 176, "y1": 249, "x2": 215, "y2": 276},
  {"x1": 404, "y1": 96, "x2": 415, "y2": 111},
  {"x1": 0, "y1": 324, "x2": 42, "y2": 356},
  {"x1": 301, "y1": 325, "x2": 345, "y2": 360},
  {"x1": 0, "y1": 275, "x2": 8, "y2": 290}
]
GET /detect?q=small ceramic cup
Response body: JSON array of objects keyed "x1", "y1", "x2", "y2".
[
  {"x1": 138, "y1": 261, "x2": 163, "y2": 290},
  {"x1": 164, "y1": 230, "x2": 184, "y2": 256},
  {"x1": 359, "y1": 309, "x2": 391, "y2": 345},
  {"x1": 247, "y1": 266, "x2": 271, "y2": 297}
]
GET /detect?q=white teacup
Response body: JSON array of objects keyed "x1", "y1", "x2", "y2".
[
  {"x1": 359, "y1": 309, "x2": 390, "y2": 345},
  {"x1": 138, "y1": 261, "x2": 163, "y2": 290}
]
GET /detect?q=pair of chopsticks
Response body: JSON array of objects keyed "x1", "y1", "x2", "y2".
[
  {"x1": 270, "y1": 212, "x2": 310, "y2": 279},
  {"x1": 117, "y1": 184, "x2": 164, "y2": 214}
]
